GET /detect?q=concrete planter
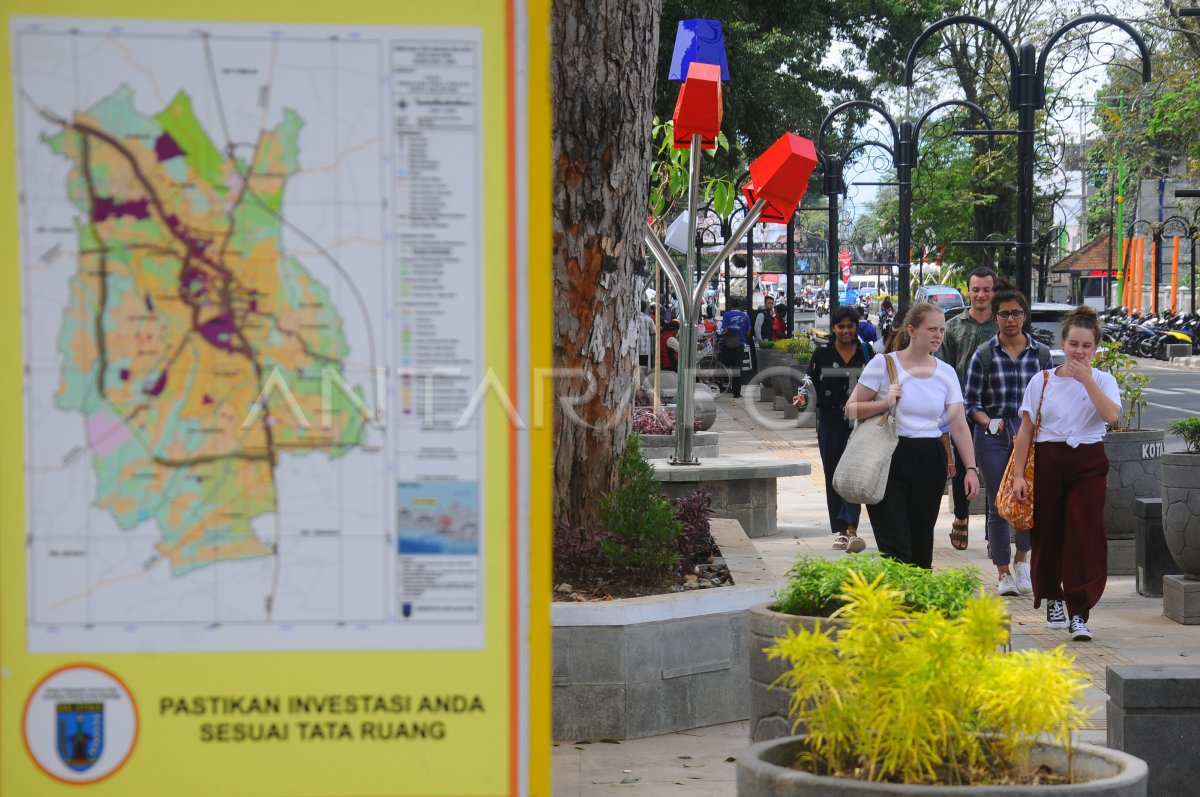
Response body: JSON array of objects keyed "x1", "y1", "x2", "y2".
[
  {"x1": 738, "y1": 735, "x2": 1148, "y2": 796},
  {"x1": 639, "y1": 431, "x2": 720, "y2": 460},
  {"x1": 1162, "y1": 452, "x2": 1200, "y2": 578},
  {"x1": 1104, "y1": 430, "x2": 1164, "y2": 575},
  {"x1": 748, "y1": 603, "x2": 847, "y2": 743},
  {"x1": 754, "y1": 349, "x2": 803, "y2": 412},
  {"x1": 552, "y1": 519, "x2": 780, "y2": 741}
]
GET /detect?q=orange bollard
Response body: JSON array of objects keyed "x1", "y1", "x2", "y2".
[
  {"x1": 1130, "y1": 238, "x2": 1141, "y2": 313},
  {"x1": 1152, "y1": 236, "x2": 1160, "y2": 314},
  {"x1": 1171, "y1": 235, "x2": 1180, "y2": 314},
  {"x1": 1121, "y1": 237, "x2": 1131, "y2": 309}
]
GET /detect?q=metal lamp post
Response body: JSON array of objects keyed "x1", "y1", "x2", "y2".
[
  {"x1": 816, "y1": 98, "x2": 995, "y2": 320},
  {"x1": 1177, "y1": 188, "x2": 1200, "y2": 314},
  {"x1": 903, "y1": 14, "x2": 1151, "y2": 300}
]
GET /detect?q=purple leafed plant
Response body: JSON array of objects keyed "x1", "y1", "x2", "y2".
[
  {"x1": 669, "y1": 490, "x2": 714, "y2": 574},
  {"x1": 632, "y1": 407, "x2": 702, "y2": 435}
]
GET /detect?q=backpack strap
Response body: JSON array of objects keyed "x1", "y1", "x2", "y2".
[
  {"x1": 1035, "y1": 342, "x2": 1052, "y2": 369},
  {"x1": 975, "y1": 340, "x2": 994, "y2": 375}
]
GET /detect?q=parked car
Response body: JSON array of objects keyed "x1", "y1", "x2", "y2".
[
  {"x1": 914, "y1": 283, "x2": 966, "y2": 311},
  {"x1": 944, "y1": 301, "x2": 1070, "y2": 365}
]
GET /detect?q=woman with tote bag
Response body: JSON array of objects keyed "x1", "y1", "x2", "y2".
[{"x1": 845, "y1": 302, "x2": 980, "y2": 568}]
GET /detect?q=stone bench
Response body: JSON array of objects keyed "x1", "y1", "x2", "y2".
[
  {"x1": 651, "y1": 458, "x2": 809, "y2": 538},
  {"x1": 551, "y1": 518, "x2": 780, "y2": 740},
  {"x1": 1107, "y1": 664, "x2": 1200, "y2": 797}
]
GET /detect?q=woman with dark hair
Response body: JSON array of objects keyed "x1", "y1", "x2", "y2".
[
  {"x1": 794, "y1": 305, "x2": 869, "y2": 551},
  {"x1": 1009, "y1": 305, "x2": 1120, "y2": 641},
  {"x1": 846, "y1": 302, "x2": 980, "y2": 568},
  {"x1": 964, "y1": 289, "x2": 1052, "y2": 598}
]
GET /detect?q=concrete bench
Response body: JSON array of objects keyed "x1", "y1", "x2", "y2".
[
  {"x1": 1107, "y1": 664, "x2": 1200, "y2": 797},
  {"x1": 652, "y1": 458, "x2": 809, "y2": 538}
]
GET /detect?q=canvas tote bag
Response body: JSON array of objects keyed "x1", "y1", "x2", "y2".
[
  {"x1": 995, "y1": 370, "x2": 1049, "y2": 530},
  {"x1": 832, "y1": 354, "x2": 900, "y2": 505}
]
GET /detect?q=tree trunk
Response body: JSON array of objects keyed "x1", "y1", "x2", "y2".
[{"x1": 551, "y1": 0, "x2": 661, "y2": 529}]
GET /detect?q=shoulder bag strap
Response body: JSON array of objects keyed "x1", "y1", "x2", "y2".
[
  {"x1": 1032, "y1": 370, "x2": 1049, "y2": 436},
  {"x1": 877, "y1": 353, "x2": 900, "y2": 426}
]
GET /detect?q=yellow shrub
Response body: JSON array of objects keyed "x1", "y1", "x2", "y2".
[{"x1": 767, "y1": 571, "x2": 1090, "y2": 785}]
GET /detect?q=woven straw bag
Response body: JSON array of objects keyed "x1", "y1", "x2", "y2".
[
  {"x1": 996, "y1": 371, "x2": 1049, "y2": 530},
  {"x1": 832, "y1": 354, "x2": 900, "y2": 506}
]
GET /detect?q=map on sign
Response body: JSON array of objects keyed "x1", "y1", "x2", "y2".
[
  {"x1": 47, "y1": 87, "x2": 367, "y2": 576},
  {"x1": 15, "y1": 19, "x2": 485, "y2": 652}
]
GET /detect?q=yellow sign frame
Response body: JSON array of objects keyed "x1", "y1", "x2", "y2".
[{"x1": 0, "y1": 2, "x2": 551, "y2": 795}]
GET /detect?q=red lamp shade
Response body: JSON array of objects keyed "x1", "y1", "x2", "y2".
[
  {"x1": 741, "y1": 133, "x2": 818, "y2": 223},
  {"x1": 671, "y1": 62, "x2": 723, "y2": 150}
]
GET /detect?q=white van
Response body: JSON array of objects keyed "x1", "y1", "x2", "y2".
[{"x1": 846, "y1": 275, "x2": 891, "y2": 296}]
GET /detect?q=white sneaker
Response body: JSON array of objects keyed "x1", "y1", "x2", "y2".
[
  {"x1": 1013, "y1": 561, "x2": 1033, "y2": 595},
  {"x1": 996, "y1": 573, "x2": 1019, "y2": 597},
  {"x1": 1069, "y1": 615, "x2": 1093, "y2": 641},
  {"x1": 1046, "y1": 600, "x2": 1068, "y2": 629}
]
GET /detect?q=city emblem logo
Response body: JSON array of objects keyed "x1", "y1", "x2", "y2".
[
  {"x1": 56, "y1": 702, "x2": 104, "y2": 772},
  {"x1": 25, "y1": 664, "x2": 137, "y2": 783}
]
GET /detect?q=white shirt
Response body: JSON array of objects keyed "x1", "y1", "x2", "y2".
[
  {"x1": 857, "y1": 353, "x2": 963, "y2": 439},
  {"x1": 1018, "y1": 367, "x2": 1120, "y2": 447}
]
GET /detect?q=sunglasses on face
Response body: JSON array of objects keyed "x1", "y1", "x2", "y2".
[{"x1": 996, "y1": 310, "x2": 1025, "y2": 320}]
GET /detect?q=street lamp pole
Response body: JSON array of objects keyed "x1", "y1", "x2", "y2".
[
  {"x1": 904, "y1": 15, "x2": 1150, "y2": 300},
  {"x1": 1177, "y1": 189, "x2": 1200, "y2": 314}
]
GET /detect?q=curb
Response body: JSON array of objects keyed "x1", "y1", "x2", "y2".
[{"x1": 1169, "y1": 356, "x2": 1200, "y2": 369}]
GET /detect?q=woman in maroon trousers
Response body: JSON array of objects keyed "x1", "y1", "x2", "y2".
[{"x1": 1008, "y1": 306, "x2": 1121, "y2": 642}]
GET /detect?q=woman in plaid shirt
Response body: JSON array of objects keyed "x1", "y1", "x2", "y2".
[{"x1": 964, "y1": 290, "x2": 1051, "y2": 597}]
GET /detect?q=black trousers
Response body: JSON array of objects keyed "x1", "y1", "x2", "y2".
[
  {"x1": 949, "y1": 418, "x2": 975, "y2": 519},
  {"x1": 865, "y1": 437, "x2": 947, "y2": 569},
  {"x1": 816, "y1": 409, "x2": 859, "y2": 534}
]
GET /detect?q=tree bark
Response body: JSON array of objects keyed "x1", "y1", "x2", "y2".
[{"x1": 551, "y1": 0, "x2": 661, "y2": 529}]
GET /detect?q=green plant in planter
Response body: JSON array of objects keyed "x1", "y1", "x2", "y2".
[
  {"x1": 773, "y1": 333, "x2": 813, "y2": 365},
  {"x1": 598, "y1": 434, "x2": 682, "y2": 589},
  {"x1": 1093, "y1": 342, "x2": 1150, "y2": 431},
  {"x1": 758, "y1": 339, "x2": 775, "y2": 349},
  {"x1": 1168, "y1": 417, "x2": 1200, "y2": 453},
  {"x1": 769, "y1": 572, "x2": 1090, "y2": 785},
  {"x1": 772, "y1": 553, "x2": 980, "y2": 618}
]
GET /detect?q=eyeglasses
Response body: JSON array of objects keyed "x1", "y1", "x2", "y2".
[{"x1": 996, "y1": 310, "x2": 1025, "y2": 320}]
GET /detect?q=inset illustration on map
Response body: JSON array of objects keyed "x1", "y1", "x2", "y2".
[{"x1": 396, "y1": 481, "x2": 479, "y2": 555}]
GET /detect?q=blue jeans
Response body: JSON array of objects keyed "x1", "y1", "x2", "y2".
[
  {"x1": 973, "y1": 419, "x2": 1031, "y2": 567},
  {"x1": 817, "y1": 409, "x2": 861, "y2": 534}
]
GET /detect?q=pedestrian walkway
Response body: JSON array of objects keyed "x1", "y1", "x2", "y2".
[{"x1": 552, "y1": 388, "x2": 1200, "y2": 795}]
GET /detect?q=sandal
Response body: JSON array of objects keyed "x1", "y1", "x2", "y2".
[
  {"x1": 949, "y1": 518, "x2": 969, "y2": 551},
  {"x1": 832, "y1": 534, "x2": 849, "y2": 550}
]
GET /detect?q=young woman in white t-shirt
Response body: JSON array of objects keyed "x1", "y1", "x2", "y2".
[
  {"x1": 847, "y1": 302, "x2": 980, "y2": 568},
  {"x1": 1008, "y1": 306, "x2": 1121, "y2": 642}
]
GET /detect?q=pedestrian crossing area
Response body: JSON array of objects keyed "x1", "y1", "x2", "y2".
[{"x1": 1144, "y1": 386, "x2": 1200, "y2": 395}]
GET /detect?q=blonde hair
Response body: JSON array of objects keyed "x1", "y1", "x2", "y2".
[
  {"x1": 903, "y1": 301, "x2": 943, "y2": 333},
  {"x1": 883, "y1": 327, "x2": 908, "y2": 353}
]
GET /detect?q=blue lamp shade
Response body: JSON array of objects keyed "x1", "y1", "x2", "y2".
[{"x1": 669, "y1": 19, "x2": 729, "y2": 81}]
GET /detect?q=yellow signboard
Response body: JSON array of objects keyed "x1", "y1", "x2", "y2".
[{"x1": 0, "y1": 2, "x2": 550, "y2": 795}]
